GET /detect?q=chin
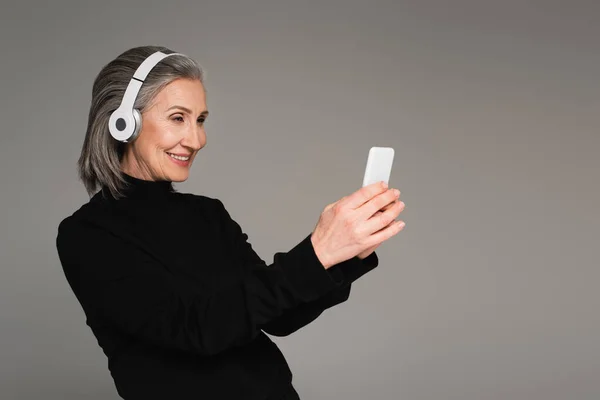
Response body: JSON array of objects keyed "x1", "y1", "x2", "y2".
[
  {"x1": 168, "y1": 171, "x2": 190, "y2": 182},
  {"x1": 161, "y1": 154, "x2": 193, "y2": 182},
  {"x1": 162, "y1": 165, "x2": 191, "y2": 182}
]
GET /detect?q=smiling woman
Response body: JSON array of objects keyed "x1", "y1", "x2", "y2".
[{"x1": 56, "y1": 45, "x2": 385, "y2": 400}]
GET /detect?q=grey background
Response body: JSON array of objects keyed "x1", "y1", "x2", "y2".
[{"x1": 1, "y1": 1, "x2": 598, "y2": 399}]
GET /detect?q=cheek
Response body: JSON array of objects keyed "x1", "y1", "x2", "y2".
[{"x1": 147, "y1": 120, "x2": 181, "y2": 151}]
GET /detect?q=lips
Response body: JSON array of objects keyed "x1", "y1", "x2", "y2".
[{"x1": 166, "y1": 152, "x2": 190, "y2": 161}]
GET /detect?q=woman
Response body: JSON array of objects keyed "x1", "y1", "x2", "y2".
[{"x1": 55, "y1": 45, "x2": 406, "y2": 400}]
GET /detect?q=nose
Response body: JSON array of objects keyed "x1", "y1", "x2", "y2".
[{"x1": 181, "y1": 123, "x2": 205, "y2": 151}]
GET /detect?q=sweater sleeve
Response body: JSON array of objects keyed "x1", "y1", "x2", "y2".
[
  {"x1": 56, "y1": 215, "x2": 346, "y2": 357},
  {"x1": 214, "y1": 199, "x2": 379, "y2": 337},
  {"x1": 260, "y1": 252, "x2": 379, "y2": 336}
]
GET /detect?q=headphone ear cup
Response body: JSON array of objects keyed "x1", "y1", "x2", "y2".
[{"x1": 129, "y1": 109, "x2": 142, "y2": 141}]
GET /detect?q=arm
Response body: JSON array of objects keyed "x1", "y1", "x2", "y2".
[
  {"x1": 56, "y1": 215, "x2": 345, "y2": 357},
  {"x1": 260, "y1": 252, "x2": 379, "y2": 336},
  {"x1": 214, "y1": 199, "x2": 379, "y2": 337}
]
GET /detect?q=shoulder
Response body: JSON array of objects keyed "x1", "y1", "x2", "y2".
[
  {"x1": 55, "y1": 191, "x2": 119, "y2": 250},
  {"x1": 176, "y1": 192, "x2": 228, "y2": 213},
  {"x1": 55, "y1": 214, "x2": 88, "y2": 264},
  {"x1": 56, "y1": 192, "x2": 230, "y2": 242},
  {"x1": 56, "y1": 203, "x2": 99, "y2": 253},
  {"x1": 175, "y1": 193, "x2": 237, "y2": 232},
  {"x1": 56, "y1": 198, "x2": 97, "y2": 239}
]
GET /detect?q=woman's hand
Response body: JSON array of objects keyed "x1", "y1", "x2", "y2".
[
  {"x1": 356, "y1": 197, "x2": 405, "y2": 259},
  {"x1": 311, "y1": 182, "x2": 406, "y2": 269}
]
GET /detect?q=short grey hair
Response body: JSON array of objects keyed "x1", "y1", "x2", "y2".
[{"x1": 77, "y1": 45, "x2": 205, "y2": 199}]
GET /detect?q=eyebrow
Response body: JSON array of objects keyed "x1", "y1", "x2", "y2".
[{"x1": 166, "y1": 105, "x2": 209, "y2": 117}]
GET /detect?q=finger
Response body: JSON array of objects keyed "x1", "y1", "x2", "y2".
[
  {"x1": 380, "y1": 198, "x2": 398, "y2": 212},
  {"x1": 363, "y1": 200, "x2": 405, "y2": 235},
  {"x1": 365, "y1": 215, "x2": 405, "y2": 247},
  {"x1": 359, "y1": 188, "x2": 400, "y2": 220},
  {"x1": 341, "y1": 181, "x2": 389, "y2": 210},
  {"x1": 371, "y1": 213, "x2": 394, "y2": 233}
]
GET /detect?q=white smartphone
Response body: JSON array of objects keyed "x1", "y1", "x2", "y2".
[{"x1": 362, "y1": 146, "x2": 395, "y2": 187}]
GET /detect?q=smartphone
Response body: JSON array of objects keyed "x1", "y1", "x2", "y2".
[{"x1": 362, "y1": 146, "x2": 395, "y2": 187}]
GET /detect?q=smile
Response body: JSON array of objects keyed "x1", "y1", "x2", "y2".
[{"x1": 166, "y1": 152, "x2": 190, "y2": 161}]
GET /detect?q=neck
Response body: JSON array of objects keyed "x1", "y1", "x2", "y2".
[
  {"x1": 121, "y1": 155, "x2": 156, "y2": 182},
  {"x1": 117, "y1": 171, "x2": 176, "y2": 200}
]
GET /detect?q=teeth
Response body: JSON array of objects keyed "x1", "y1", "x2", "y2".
[{"x1": 168, "y1": 153, "x2": 190, "y2": 161}]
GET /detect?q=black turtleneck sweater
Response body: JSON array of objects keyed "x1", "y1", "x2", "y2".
[{"x1": 55, "y1": 173, "x2": 379, "y2": 400}]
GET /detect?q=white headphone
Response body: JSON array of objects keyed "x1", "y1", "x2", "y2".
[{"x1": 108, "y1": 51, "x2": 184, "y2": 142}]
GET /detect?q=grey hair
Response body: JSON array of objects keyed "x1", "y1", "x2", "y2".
[{"x1": 77, "y1": 45, "x2": 205, "y2": 199}]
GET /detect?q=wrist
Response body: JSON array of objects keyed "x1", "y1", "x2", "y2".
[{"x1": 310, "y1": 233, "x2": 332, "y2": 269}]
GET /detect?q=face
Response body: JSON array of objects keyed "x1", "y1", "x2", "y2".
[{"x1": 121, "y1": 78, "x2": 208, "y2": 182}]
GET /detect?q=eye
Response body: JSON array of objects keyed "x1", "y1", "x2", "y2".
[{"x1": 172, "y1": 115, "x2": 206, "y2": 124}]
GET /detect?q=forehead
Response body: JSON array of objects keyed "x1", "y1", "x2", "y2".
[{"x1": 153, "y1": 78, "x2": 206, "y2": 106}]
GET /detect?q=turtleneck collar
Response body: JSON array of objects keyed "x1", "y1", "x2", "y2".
[{"x1": 119, "y1": 172, "x2": 176, "y2": 199}]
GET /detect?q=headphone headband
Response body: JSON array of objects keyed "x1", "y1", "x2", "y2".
[{"x1": 108, "y1": 51, "x2": 185, "y2": 142}]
